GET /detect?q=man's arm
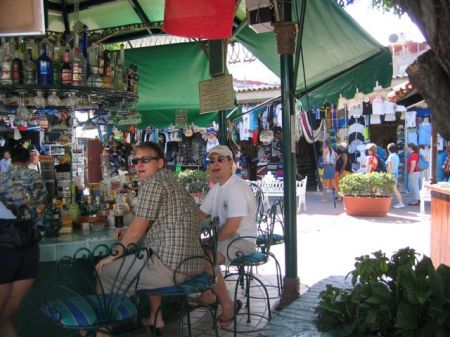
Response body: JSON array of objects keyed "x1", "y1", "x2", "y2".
[
  {"x1": 217, "y1": 217, "x2": 242, "y2": 241},
  {"x1": 198, "y1": 208, "x2": 210, "y2": 221},
  {"x1": 119, "y1": 217, "x2": 151, "y2": 247}
]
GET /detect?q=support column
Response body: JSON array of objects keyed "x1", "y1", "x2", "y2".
[
  {"x1": 431, "y1": 114, "x2": 438, "y2": 183},
  {"x1": 274, "y1": 2, "x2": 300, "y2": 309},
  {"x1": 219, "y1": 110, "x2": 227, "y2": 145}
]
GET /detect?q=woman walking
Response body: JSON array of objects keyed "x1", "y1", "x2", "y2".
[
  {"x1": 407, "y1": 143, "x2": 421, "y2": 206},
  {"x1": 386, "y1": 143, "x2": 405, "y2": 208},
  {"x1": 321, "y1": 139, "x2": 337, "y2": 202}
]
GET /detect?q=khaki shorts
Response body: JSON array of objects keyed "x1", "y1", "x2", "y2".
[
  {"x1": 217, "y1": 236, "x2": 256, "y2": 266},
  {"x1": 100, "y1": 253, "x2": 187, "y2": 295}
]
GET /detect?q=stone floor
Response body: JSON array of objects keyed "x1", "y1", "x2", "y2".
[{"x1": 126, "y1": 190, "x2": 430, "y2": 336}]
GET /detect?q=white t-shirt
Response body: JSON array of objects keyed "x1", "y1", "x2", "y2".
[{"x1": 200, "y1": 175, "x2": 257, "y2": 238}]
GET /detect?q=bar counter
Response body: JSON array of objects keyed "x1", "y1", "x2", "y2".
[
  {"x1": 428, "y1": 183, "x2": 450, "y2": 267},
  {"x1": 17, "y1": 228, "x2": 117, "y2": 337},
  {"x1": 39, "y1": 228, "x2": 116, "y2": 262}
]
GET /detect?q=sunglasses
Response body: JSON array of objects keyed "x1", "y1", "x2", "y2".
[
  {"x1": 131, "y1": 156, "x2": 160, "y2": 165},
  {"x1": 208, "y1": 155, "x2": 227, "y2": 165}
]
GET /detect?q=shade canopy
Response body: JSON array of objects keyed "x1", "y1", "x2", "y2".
[{"x1": 46, "y1": 0, "x2": 392, "y2": 126}]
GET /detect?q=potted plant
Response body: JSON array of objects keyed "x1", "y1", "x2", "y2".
[
  {"x1": 339, "y1": 172, "x2": 396, "y2": 216},
  {"x1": 316, "y1": 247, "x2": 450, "y2": 337},
  {"x1": 175, "y1": 169, "x2": 209, "y2": 202}
]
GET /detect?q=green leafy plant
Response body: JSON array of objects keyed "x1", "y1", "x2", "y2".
[
  {"x1": 339, "y1": 172, "x2": 396, "y2": 197},
  {"x1": 316, "y1": 247, "x2": 450, "y2": 337},
  {"x1": 175, "y1": 169, "x2": 209, "y2": 193}
]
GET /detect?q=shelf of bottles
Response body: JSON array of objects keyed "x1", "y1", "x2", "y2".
[{"x1": 0, "y1": 32, "x2": 138, "y2": 109}]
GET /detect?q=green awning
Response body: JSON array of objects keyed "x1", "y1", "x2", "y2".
[
  {"x1": 236, "y1": 0, "x2": 392, "y2": 108},
  {"x1": 125, "y1": 42, "x2": 218, "y2": 128}
]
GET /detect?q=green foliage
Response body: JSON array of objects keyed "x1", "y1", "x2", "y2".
[
  {"x1": 316, "y1": 247, "x2": 450, "y2": 337},
  {"x1": 175, "y1": 169, "x2": 209, "y2": 193},
  {"x1": 339, "y1": 172, "x2": 396, "y2": 197},
  {"x1": 337, "y1": 0, "x2": 405, "y2": 16}
]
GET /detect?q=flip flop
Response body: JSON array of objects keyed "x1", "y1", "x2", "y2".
[
  {"x1": 218, "y1": 299, "x2": 243, "y2": 329},
  {"x1": 188, "y1": 298, "x2": 218, "y2": 310}
]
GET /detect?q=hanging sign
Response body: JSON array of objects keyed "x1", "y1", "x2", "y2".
[
  {"x1": 175, "y1": 109, "x2": 188, "y2": 127},
  {"x1": 199, "y1": 74, "x2": 235, "y2": 114}
]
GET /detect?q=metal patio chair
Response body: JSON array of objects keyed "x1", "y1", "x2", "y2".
[
  {"x1": 40, "y1": 243, "x2": 152, "y2": 337},
  {"x1": 138, "y1": 216, "x2": 220, "y2": 337}
]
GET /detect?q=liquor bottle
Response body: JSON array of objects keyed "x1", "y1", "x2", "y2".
[
  {"x1": 69, "y1": 183, "x2": 80, "y2": 223},
  {"x1": 36, "y1": 42, "x2": 53, "y2": 85},
  {"x1": 50, "y1": 198, "x2": 62, "y2": 231},
  {"x1": 81, "y1": 25, "x2": 89, "y2": 84},
  {"x1": 102, "y1": 50, "x2": 112, "y2": 88},
  {"x1": 72, "y1": 47, "x2": 82, "y2": 86},
  {"x1": 60, "y1": 198, "x2": 73, "y2": 234},
  {"x1": 114, "y1": 44, "x2": 127, "y2": 90},
  {"x1": 26, "y1": 38, "x2": 39, "y2": 61},
  {"x1": 61, "y1": 49, "x2": 72, "y2": 85},
  {"x1": 1, "y1": 38, "x2": 12, "y2": 85},
  {"x1": 24, "y1": 48, "x2": 36, "y2": 85},
  {"x1": 12, "y1": 41, "x2": 24, "y2": 84},
  {"x1": 52, "y1": 38, "x2": 63, "y2": 85}
]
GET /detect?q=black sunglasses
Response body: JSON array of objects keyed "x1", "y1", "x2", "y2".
[
  {"x1": 131, "y1": 156, "x2": 160, "y2": 165},
  {"x1": 208, "y1": 155, "x2": 227, "y2": 165}
]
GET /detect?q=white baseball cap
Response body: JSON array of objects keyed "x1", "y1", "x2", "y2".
[{"x1": 208, "y1": 145, "x2": 233, "y2": 159}]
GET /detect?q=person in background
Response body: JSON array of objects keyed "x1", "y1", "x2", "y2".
[
  {"x1": 386, "y1": 143, "x2": 405, "y2": 208},
  {"x1": 365, "y1": 143, "x2": 379, "y2": 173},
  {"x1": 27, "y1": 146, "x2": 41, "y2": 173},
  {"x1": 95, "y1": 142, "x2": 203, "y2": 333},
  {"x1": 334, "y1": 142, "x2": 351, "y2": 193},
  {"x1": 0, "y1": 147, "x2": 48, "y2": 337},
  {"x1": 407, "y1": 143, "x2": 421, "y2": 206},
  {"x1": 441, "y1": 143, "x2": 450, "y2": 181},
  {"x1": 321, "y1": 139, "x2": 337, "y2": 202},
  {"x1": 198, "y1": 145, "x2": 257, "y2": 328},
  {"x1": 0, "y1": 150, "x2": 11, "y2": 173}
]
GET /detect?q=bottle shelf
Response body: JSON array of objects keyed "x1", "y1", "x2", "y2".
[{"x1": 0, "y1": 83, "x2": 137, "y2": 107}]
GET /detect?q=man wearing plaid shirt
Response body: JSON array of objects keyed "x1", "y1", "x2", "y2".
[{"x1": 96, "y1": 142, "x2": 203, "y2": 331}]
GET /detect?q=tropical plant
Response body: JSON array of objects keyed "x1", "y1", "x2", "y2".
[
  {"x1": 175, "y1": 169, "x2": 209, "y2": 193},
  {"x1": 316, "y1": 247, "x2": 450, "y2": 337},
  {"x1": 338, "y1": 172, "x2": 396, "y2": 197}
]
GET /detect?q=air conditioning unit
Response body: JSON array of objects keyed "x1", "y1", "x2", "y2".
[{"x1": 245, "y1": 0, "x2": 274, "y2": 33}]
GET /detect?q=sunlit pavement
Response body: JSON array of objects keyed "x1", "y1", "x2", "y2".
[{"x1": 131, "y1": 191, "x2": 430, "y2": 336}]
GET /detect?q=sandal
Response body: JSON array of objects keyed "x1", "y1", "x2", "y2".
[
  {"x1": 218, "y1": 299, "x2": 243, "y2": 329},
  {"x1": 142, "y1": 319, "x2": 163, "y2": 336},
  {"x1": 188, "y1": 298, "x2": 218, "y2": 310}
]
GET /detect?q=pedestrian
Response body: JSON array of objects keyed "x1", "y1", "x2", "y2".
[
  {"x1": 95, "y1": 142, "x2": 203, "y2": 332},
  {"x1": 386, "y1": 143, "x2": 405, "y2": 208},
  {"x1": 365, "y1": 143, "x2": 380, "y2": 173},
  {"x1": 0, "y1": 147, "x2": 48, "y2": 337},
  {"x1": 406, "y1": 143, "x2": 421, "y2": 206},
  {"x1": 441, "y1": 143, "x2": 450, "y2": 181},
  {"x1": 0, "y1": 150, "x2": 11, "y2": 173},
  {"x1": 321, "y1": 139, "x2": 338, "y2": 202},
  {"x1": 334, "y1": 142, "x2": 351, "y2": 192},
  {"x1": 197, "y1": 145, "x2": 257, "y2": 328},
  {"x1": 27, "y1": 146, "x2": 41, "y2": 173}
]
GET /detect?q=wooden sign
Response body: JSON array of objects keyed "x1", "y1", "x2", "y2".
[
  {"x1": 0, "y1": 0, "x2": 46, "y2": 36},
  {"x1": 199, "y1": 74, "x2": 235, "y2": 114}
]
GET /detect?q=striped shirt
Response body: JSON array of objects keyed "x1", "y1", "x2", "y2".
[{"x1": 135, "y1": 169, "x2": 203, "y2": 274}]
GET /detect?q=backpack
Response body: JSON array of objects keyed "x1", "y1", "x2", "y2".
[
  {"x1": 417, "y1": 154, "x2": 429, "y2": 171},
  {"x1": 375, "y1": 157, "x2": 387, "y2": 173}
]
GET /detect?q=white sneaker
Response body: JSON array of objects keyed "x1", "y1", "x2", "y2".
[{"x1": 393, "y1": 203, "x2": 405, "y2": 209}]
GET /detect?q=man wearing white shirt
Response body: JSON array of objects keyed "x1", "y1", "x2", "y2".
[
  {"x1": 198, "y1": 145, "x2": 257, "y2": 328},
  {"x1": 0, "y1": 151, "x2": 11, "y2": 173}
]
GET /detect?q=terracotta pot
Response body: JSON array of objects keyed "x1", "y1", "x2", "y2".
[{"x1": 342, "y1": 196, "x2": 392, "y2": 217}]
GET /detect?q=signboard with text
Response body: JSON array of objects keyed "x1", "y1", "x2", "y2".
[{"x1": 199, "y1": 74, "x2": 235, "y2": 114}]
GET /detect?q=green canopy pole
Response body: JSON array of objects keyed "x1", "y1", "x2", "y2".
[
  {"x1": 274, "y1": 1, "x2": 300, "y2": 308},
  {"x1": 219, "y1": 110, "x2": 227, "y2": 144}
]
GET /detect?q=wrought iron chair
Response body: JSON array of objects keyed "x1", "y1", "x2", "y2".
[
  {"x1": 256, "y1": 198, "x2": 284, "y2": 296},
  {"x1": 248, "y1": 181, "x2": 266, "y2": 224},
  {"x1": 222, "y1": 207, "x2": 275, "y2": 336},
  {"x1": 138, "y1": 216, "x2": 220, "y2": 337},
  {"x1": 40, "y1": 243, "x2": 152, "y2": 337}
]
